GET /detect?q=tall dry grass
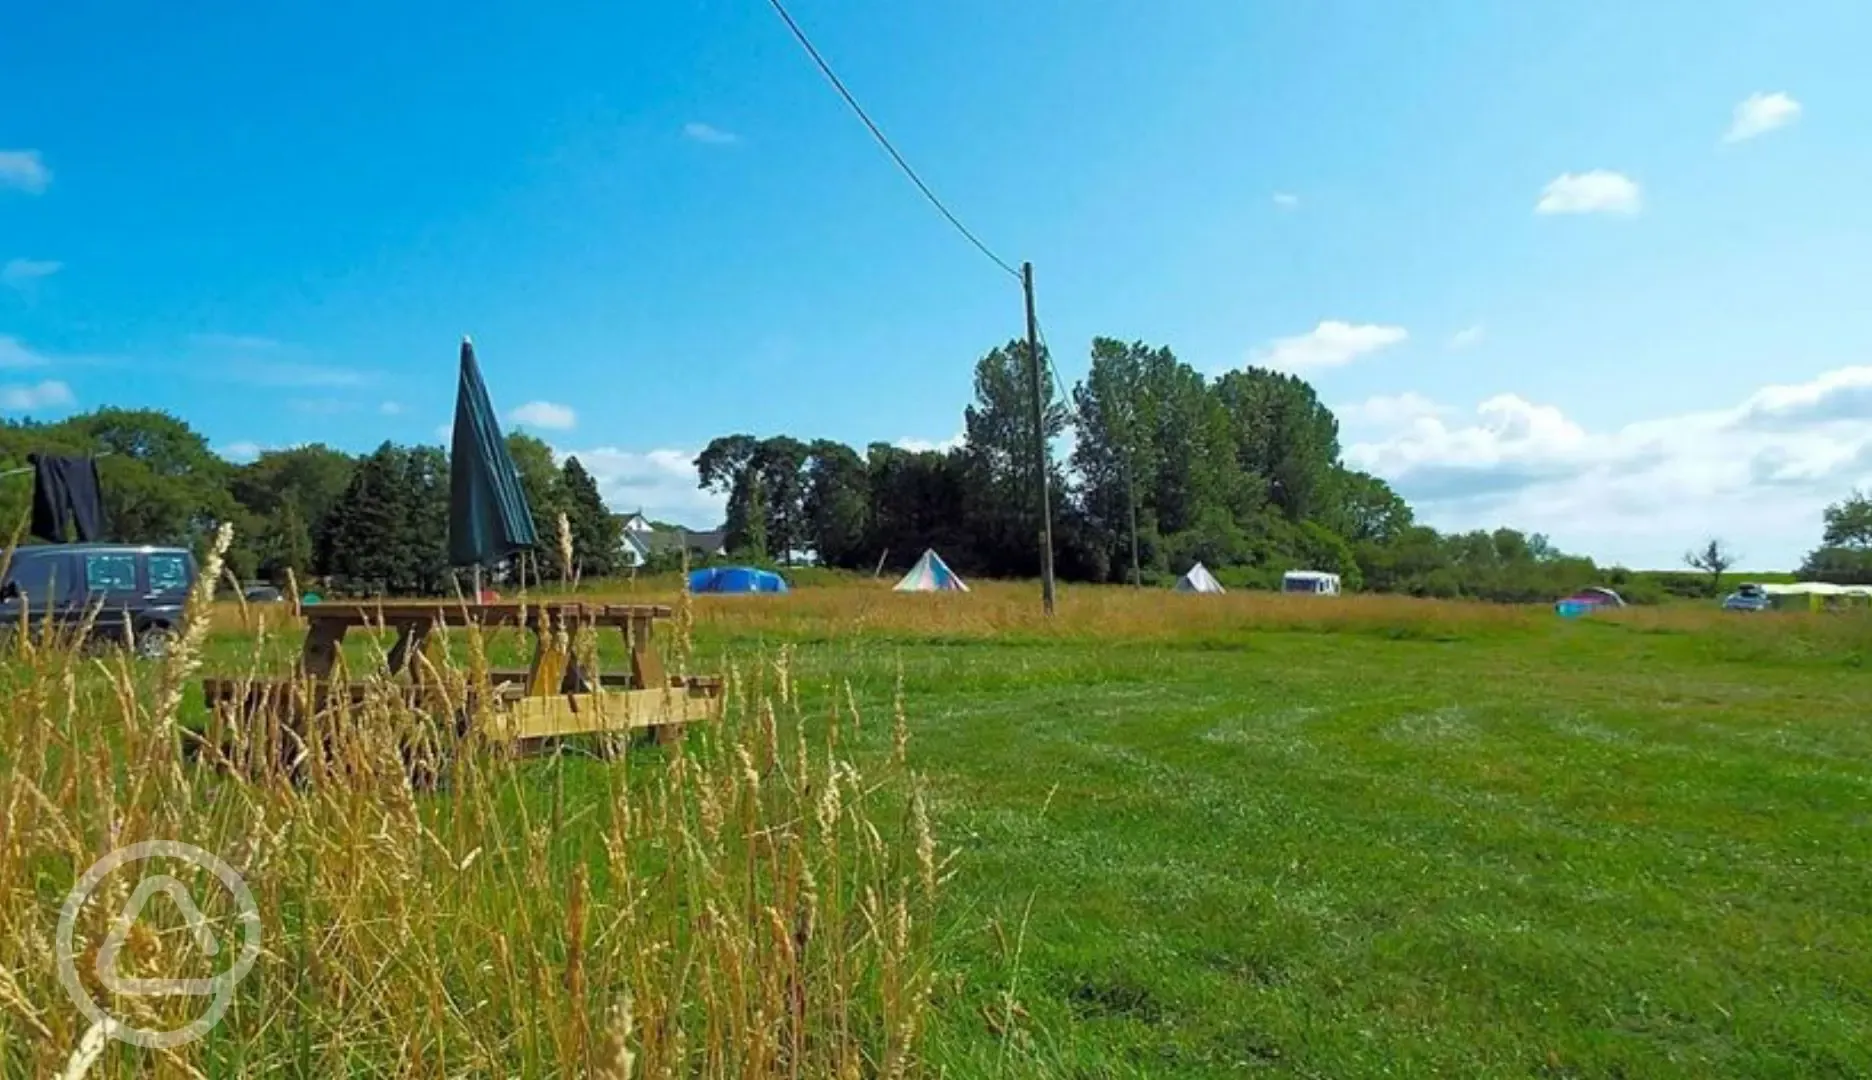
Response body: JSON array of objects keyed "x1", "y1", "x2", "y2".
[
  {"x1": 0, "y1": 532, "x2": 945, "y2": 1077},
  {"x1": 486, "y1": 575, "x2": 1868, "y2": 646}
]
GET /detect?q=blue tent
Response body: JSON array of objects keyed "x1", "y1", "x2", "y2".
[{"x1": 688, "y1": 567, "x2": 789, "y2": 594}]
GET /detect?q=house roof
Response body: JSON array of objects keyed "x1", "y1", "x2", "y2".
[{"x1": 646, "y1": 528, "x2": 727, "y2": 554}]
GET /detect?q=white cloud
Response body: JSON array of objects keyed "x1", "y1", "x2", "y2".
[
  {"x1": 219, "y1": 441, "x2": 265, "y2": 463},
  {"x1": 433, "y1": 423, "x2": 452, "y2": 444},
  {"x1": 0, "y1": 380, "x2": 74, "y2": 412},
  {"x1": 2, "y1": 258, "x2": 62, "y2": 287},
  {"x1": 896, "y1": 433, "x2": 964, "y2": 453},
  {"x1": 1336, "y1": 391, "x2": 1448, "y2": 431},
  {"x1": 1724, "y1": 92, "x2": 1801, "y2": 143},
  {"x1": 558, "y1": 446, "x2": 725, "y2": 527},
  {"x1": 379, "y1": 400, "x2": 403, "y2": 415},
  {"x1": 683, "y1": 122, "x2": 739, "y2": 146},
  {"x1": 510, "y1": 400, "x2": 577, "y2": 430},
  {"x1": 1250, "y1": 320, "x2": 1409, "y2": 373},
  {"x1": 0, "y1": 151, "x2": 50, "y2": 194},
  {"x1": 1535, "y1": 171, "x2": 1641, "y2": 215},
  {"x1": 1272, "y1": 192, "x2": 1300, "y2": 210},
  {"x1": 0, "y1": 335, "x2": 49, "y2": 368},
  {"x1": 1449, "y1": 324, "x2": 1486, "y2": 350},
  {"x1": 1343, "y1": 366, "x2": 1872, "y2": 568}
]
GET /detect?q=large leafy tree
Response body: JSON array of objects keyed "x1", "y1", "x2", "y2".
[
  {"x1": 753, "y1": 436, "x2": 809, "y2": 564},
  {"x1": 803, "y1": 440, "x2": 870, "y2": 568},
  {"x1": 1213, "y1": 367, "x2": 1340, "y2": 522},
  {"x1": 696, "y1": 434, "x2": 764, "y2": 555},
  {"x1": 1071, "y1": 339, "x2": 1158, "y2": 582},
  {"x1": 959, "y1": 338, "x2": 1069, "y2": 575},
  {"x1": 505, "y1": 432, "x2": 568, "y2": 582},
  {"x1": 1800, "y1": 489, "x2": 1872, "y2": 584},
  {"x1": 560, "y1": 456, "x2": 622, "y2": 579},
  {"x1": 1822, "y1": 489, "x2": 1872, "y2": 549},
  {"x1": 1318, "y1": 467, "x2": 1413, "y2": 545},
  {"x1": 229, "y1": 444, "x2": 357, "y2": 578},
  {"x1": 318, "y1": 443, "x2": 417, "y2": 595},
  {"x1": 864, "y1": 443, "x2": 969, "y2": 571},
  {"x1": 403, "y1": 445, "x2": 452, "y2": 595}
]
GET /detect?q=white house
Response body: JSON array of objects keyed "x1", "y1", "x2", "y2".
[
  {"x1": 614, "y1": 511, "x2": 729, "y2": 567},
  {"x1": 615, "y1": 512, "x2": 656, "y2": 568}
]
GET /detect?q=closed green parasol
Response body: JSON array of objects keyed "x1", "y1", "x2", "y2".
[{"x1": 448, "y1": 336, "x2": 537, "y2": 568}]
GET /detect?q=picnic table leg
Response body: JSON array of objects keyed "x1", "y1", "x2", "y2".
[
  {"x1": 527, "y1": 622, "x2": 570, "y2": 698},
  {"x1": 385, "y1": 620, "x2": 426, "y2": 677},
  {"x1": 628, "y1": 614, "x2": 668, "y2": 690},
  {"x1": 300, "y1": 621, "x2": 345, "y2": 679}
]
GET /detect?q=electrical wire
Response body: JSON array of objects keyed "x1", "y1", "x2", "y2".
[
  {"x1": 764, "y1": 0, "x2": 1022, "y2": 280},
  {"x1": 1034, "y1": 318, "x2": 1071, "y2": 408}
]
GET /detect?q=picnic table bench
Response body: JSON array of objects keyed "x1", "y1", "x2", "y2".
[{"x1": 201, "y1": 600, "x2": 721, "y2": 750}]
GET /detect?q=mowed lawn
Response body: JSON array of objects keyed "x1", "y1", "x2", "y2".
[{"x1": 196, "y1": 588, "x2": 1872, "y2": 1078}]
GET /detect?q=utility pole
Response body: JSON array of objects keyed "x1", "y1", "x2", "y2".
[{"x1": 1022, "y1": 262, "x2": 1057, "y2": 615}]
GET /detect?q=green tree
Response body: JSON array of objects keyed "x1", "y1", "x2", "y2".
[
  {"x1": 864, "y1": 443, "x2": 969, "y2": 572},
  {"x1": 754, "y1": 436, "x2": 809, "y2": 563},
  {"x1": 1071, "y1": 339, "x2": 1157, "y2": 582},
  {"x1": 959, "y1": 338, "x2": 1069, "y2": 575},
  {"x1": 560, "y1": 456, "x2": 622, "y2": 579},
  {"x1": 318, "y1": 443, "x2": 414, "y2": 594},
  {"x1": 404, "y1": 446, "x2": 451, "y2": 595},
  {"x1": 256, "y1": 502, "x2": 315, "y2": 585},
  {"x1": 803, "y1": 440, "x2": 870, "y2": 568},
  {"x1": 1318, "y1": 467, "x2": 1413, "y2": 545},
  {"x1": 697, "y1": 434, "x2": 764, "y2": 554},
  {"x1": 229, "y1": 444, "x2": 356, "y2": 573},
  {"x1": 1213, "y1": 368, "x2": 1340, "y2": 522},
  {"x1": 1683, "y1": 538, "x2": 1738, "y2": 597},
  {"x1": 1822, "y1": 489, "x2": 1872, "y2": 549},
  {"x1": 505, "y1": 432, "x2": 567, "y2": 582},
  {"x1": 740, "y1": 471, "x2": 770, "y2": 560}
]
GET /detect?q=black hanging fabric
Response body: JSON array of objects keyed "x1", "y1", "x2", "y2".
[{"x1": 27, "y1": 454, "x2": 106, "y2": 543}]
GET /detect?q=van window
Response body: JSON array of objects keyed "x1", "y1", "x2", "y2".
[
  {"x1": 84, "y1": 554, "x2": 139, "y2": 593},
  {"x1": 2, "y1": 551, "x2": 72, "y2": 607},
  {"x1": 148, "y1": 553, "x2": 192, "y2": 594}
]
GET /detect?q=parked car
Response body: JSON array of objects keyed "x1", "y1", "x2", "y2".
[
  {"x1": 1722, "y1": 583, "x2": 1772, "y2": 612},
  {"x1": 0, "y1": 543, "x2": 198, "y2": 657}
]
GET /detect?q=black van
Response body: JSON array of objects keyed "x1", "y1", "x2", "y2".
[{"x1": 0, "y1": 543, "x2": 197, "y2": 657}]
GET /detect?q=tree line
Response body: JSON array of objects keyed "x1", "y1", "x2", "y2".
[
  {"x1": 694, "y1": 336, "x2": 1870, "y2": 600},
  {"x1": 0, "y1": 412, "x2": 623, "y2": 594},
  {"x1": 4, "y1": 338, "x2": 1864, "y2": 601}
]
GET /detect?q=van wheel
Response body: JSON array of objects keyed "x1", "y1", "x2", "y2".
[{"x1": 134, "y1": 623, "x2": 175, "y2": 660}]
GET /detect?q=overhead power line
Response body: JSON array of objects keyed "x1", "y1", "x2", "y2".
[{"x1": 764, "y1": 0, "x2": 1022, "y2": 280}]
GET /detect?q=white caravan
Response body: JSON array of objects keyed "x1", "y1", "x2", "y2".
[{"x1": 1281, "y1": 570, "x2": 1341, "y2": 596}]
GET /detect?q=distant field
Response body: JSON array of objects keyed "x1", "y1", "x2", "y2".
[{"x1": 186, "y1": 581, "x2": 1872, "y2": 1078}]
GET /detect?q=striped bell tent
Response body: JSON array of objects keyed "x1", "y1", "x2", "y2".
[
  {"x1": 1174, "y1": 562, "x2": 1225, "y2": 594},
  {"x1": 893, "y1": 549, "x2": 968, "y2": 592}
]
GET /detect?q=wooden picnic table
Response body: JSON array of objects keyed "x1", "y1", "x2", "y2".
[{"x1": 202, "y1": 600, "x2": 720, "y2": 751}]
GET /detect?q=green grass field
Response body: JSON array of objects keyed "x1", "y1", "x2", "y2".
[
  {"x1": 660, "y1": 596, "x2": 1870, "y2": 1078},
  {"x1": 13, "y1": 584, "x2": 1872, "y2": 1077}
]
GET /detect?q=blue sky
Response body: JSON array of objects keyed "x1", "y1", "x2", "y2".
[{"x1": 5, "y1": 1, "x2": 1871, "y2": 568}]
